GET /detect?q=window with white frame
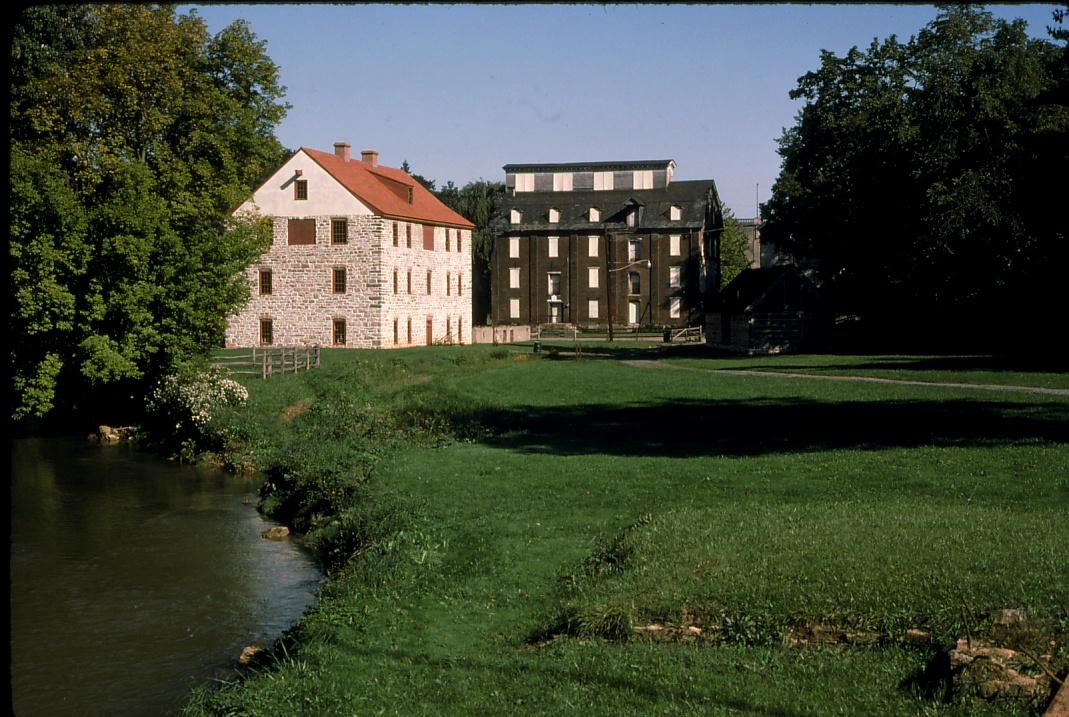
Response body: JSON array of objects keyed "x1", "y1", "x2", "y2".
[
  {"x1": 548, "y1": 236, "x2": 559, "y2": 258},
  {"x1": 593, "y1": 171, "x2": 613, "y2": 191},
  {"x1": 628, "y1": 239, "x2": 641, "y2": 261},
  {"x1": 634, "y1": 170, "x2": 653, "y2": 189},
  {"x1": 587, "y1": 235, "x2": 598, "y2": 257},
  {"x1": 669, "y1": 205, "x2": 681, "y2": 221},
  {"x1": 589, "y1": 207, "x2": 600, "y2": 222},
  {"x1": 588, "y1": 266, "x2": 599, "y2": 288},
  {"x1": 509, "y1": 267, "x2": 520, "y2": 289},
  {"x1": 514, "y1": 174, "x2": 534, "y2": 192},
  {"x1": 669, "y1": 296, "x2": 681, "y2": 318},
  {"x1": 588, "y1": 299, "x2": 599, "y2": 319},
  {"x1": 552, "y1": 173, "x2": 573, "y2": 191},
  {"x1": 548, "y1": 207, "x2": 560, "y2": 223},
  {"x1": 510, "y1": 209, "x2": 522, "y2": 224},
  {"x1": 547, "y1": 272, "x2": 561, "y2": 297},
  {"x1": 670, "y1": 265, "x2": 681, "y2": 288},
  {"x1": 670, "y1": 234, "x2": 681, "y2": 256},
  {"x1": 509, "y1": 298, "x2": 520, "y2": 319},
  {"x1": 509, "y1": 237, "x2": 520, "y2": 258}
]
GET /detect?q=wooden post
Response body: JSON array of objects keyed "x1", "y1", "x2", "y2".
[{"x1": 261, "y1": 350, "x2": 267, "y2": 379}]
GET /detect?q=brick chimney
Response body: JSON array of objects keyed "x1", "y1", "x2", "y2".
[
  {"x1": 334, "y1": 142, "x2": 351, "y2": 162},
  {"x1": 361, "y1": 149, "x2": 379, "y2": 168}
]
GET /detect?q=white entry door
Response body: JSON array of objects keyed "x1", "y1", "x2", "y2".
[{"x1": 628, "y1": 300, "x2": 640, "y2": 325}]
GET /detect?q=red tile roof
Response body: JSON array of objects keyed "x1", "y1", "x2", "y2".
[{"x1": 302, "y1": 147, "x2": 474, "y2": 229}]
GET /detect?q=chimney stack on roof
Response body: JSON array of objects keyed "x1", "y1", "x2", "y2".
[
  {"x1": 334, "y1": 142, "x2": 351, "y2": 162},
  {"x1": 361, "y1": 149, "x2": 379, "y2": 168}
]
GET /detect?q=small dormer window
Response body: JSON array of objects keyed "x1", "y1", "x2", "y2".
[
  {"x1": 626, "y1": 209, "x2": 637, "y2": 228},
  {"x1": 589, "y1": 207, "x2": 600, "y2": 222},
  {"x1": 670, "y1": 205, "x2": 682, "y2": 221},
  {"x1": 295, "y1": 180, "x2": 308, "y2": 200},
  {"x1": 548, "y1": 208, "x2": 560, "y2": 223},
  {"x1": 510, "y1": 209, "x2": 522, "y2": 224}
]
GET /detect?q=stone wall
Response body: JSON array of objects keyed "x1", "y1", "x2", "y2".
[{"x1": 225, "y1": 217, "x2": 473, "y2": 349}]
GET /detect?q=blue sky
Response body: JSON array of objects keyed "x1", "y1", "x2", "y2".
[{"x1": 182, "y1": 3, "x2": 1061, "y2": 216}]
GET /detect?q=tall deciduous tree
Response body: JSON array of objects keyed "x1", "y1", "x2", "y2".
[
  {"x1": 10, "y1": 5, "x2": 289, "y2": 422},
  {"x1": 719, "y1": 208, "x2": 753, "y2": 287},
  {"x1": 435, "y1": 180, "x2": 507, "y2": 326},
  {"x1": 762, "y1": 6, "x2": 1068, "y2": 351}
]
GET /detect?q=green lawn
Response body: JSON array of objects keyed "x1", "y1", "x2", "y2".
[
  {"x1": 660, "y1": 351, "x2": 1069, "y2": 390},
  {"x1": 186, "y1": 346, "x2": 1069, "y2": 716}
]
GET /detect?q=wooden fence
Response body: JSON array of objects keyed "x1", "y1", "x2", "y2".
[
  {"x1": 211, "y1": 346, "x2": 321, "y2": 379},
  {"x1": 671, "y1": 326, "x2": 704, "y2": 343}
]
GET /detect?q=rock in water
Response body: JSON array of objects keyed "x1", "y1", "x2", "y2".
[{"x1": 262, "y1": 526, "x2": 290, "y2": 540}]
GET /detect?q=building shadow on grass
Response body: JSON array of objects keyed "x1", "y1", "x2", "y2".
[{"x1": 469, "y1": 397, "x2": 1069, "y2": 458}]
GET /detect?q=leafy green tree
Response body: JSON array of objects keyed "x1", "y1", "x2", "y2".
[
  {"x1": 762, "y1": 6, "x2": 1068, "y2": 351},
  {"x1": 435, "y1": 180, "x2": 507, "y2": 326},
  {"x1": 9, "y1": 5, "x2": 288, "y2": 423},
  {"x1": 719, "y1": 209, "x2": 753, "y2": 287}
]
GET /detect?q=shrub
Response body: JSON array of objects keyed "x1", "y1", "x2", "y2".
[{"x1": 143, "y1": 366, "x2": 249, "y2": 459}]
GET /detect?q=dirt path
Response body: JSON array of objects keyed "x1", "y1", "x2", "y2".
[{"x1": 621, "y1": 359, "x2": 1069, "y2": 397}]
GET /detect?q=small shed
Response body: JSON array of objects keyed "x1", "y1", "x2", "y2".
[{"x1": 705, "y1": 266, "x2": 827, "y2": 353}]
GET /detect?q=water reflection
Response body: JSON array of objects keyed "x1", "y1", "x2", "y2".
[{"x1": 10, "y1": 437, "x2": 322, "y2": 717}]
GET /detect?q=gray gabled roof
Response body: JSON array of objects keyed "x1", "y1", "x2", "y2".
[
  {"x1": 503, "y1": 159, "x2": 675, "y2": 174},
  {"x1": 494, "y1": 179, "x2": 721, "y2": 232}
]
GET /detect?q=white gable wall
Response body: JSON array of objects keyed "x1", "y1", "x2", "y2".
[{"x1": 236, "y1": 150, "x2": 374, "y2": 218}]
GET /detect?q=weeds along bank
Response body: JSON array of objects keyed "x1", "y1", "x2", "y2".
[{"x1": 164, "y1": 346, "x2": 1069, "y2": 716}]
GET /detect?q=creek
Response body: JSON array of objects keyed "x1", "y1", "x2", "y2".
[{"x1": 10, "y1": 437, "x2": 322, "y2": 716}]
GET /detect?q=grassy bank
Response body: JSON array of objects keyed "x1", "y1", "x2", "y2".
[{"x1": 185, "y1": 346, "x2": 1068, "y2": 716}]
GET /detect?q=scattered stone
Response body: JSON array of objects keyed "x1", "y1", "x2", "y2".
[
  {"x1": 948, "y1": 638, "x2": 1052, "y2": 704},
  {"x1": 97, "y1": 425, "x2": 138, "y2": 443},
  {"x1": 788, "y1": 622, "x2": 880, "y2": 648},
  {"x1": 685, "y1": 625, "x2": 702, "y2": 636},
  {"x1": 1046, "y1": 679, "x2": 1069, "y2": 717},
  {"x1": 633, "y1": 624, "x2": 664, "y2": 633},
  {"x1": 239, "y1": 645, "x2": 263, "y2": 665},
  {"x1": 988, "y1": 608, "x2": 1026, "y2": 626},
  {"x1": 262, "y1": 526, "x2": 290, "y2": 540},
  {"x1": 905, "y1": 628, "x2": 932, "y2": 645}
]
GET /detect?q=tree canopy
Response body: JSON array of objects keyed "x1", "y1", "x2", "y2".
[
  {"x1": 10, "y1": 5, "x2": 289, "y2": 423},
  {"x1": 761, "y1": 5, "x2": 1069, "y2": 351}
]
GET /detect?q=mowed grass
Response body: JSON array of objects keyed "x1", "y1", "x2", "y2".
[
  {"x1": 659, "y1": 350, "x2": 1069, "y2": 390},
  {"x1": 186, "y1": 347, "x2": 1069, "y2": 716}
]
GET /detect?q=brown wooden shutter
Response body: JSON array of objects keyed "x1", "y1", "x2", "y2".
[
  {"x1": 287, "y1": 218, "x2": 316, "y2": 245},
  {"x1": 423, "y1": 224, "x2": 435, "y2": 251}
]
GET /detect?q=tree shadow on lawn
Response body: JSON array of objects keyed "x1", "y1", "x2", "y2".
[{"x1": 472, "y1": 397, "x2": 1069, "y2": 458}]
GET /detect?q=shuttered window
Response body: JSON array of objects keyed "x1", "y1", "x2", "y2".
[
  {"x1": 287, "y1": 218, "x2": 315, "y2": 245},
  {"x1": 423, "y1": 224, "x2": 434, "y2": 251}
]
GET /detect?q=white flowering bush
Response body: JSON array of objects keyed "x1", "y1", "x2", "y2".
[{"x1": 145, "y1": 368, "x2": 249, "y2": 459}]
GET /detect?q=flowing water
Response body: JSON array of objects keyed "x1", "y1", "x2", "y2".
[{"x1": 10, "y1": 437, "x2": 322, "y2": 716}]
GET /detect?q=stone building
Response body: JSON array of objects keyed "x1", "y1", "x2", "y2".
[
  {"x1": 225, "y1": 143, "x2": 474, "y2": 349},
  {"x1": 490, "y1": 159, "x2": 723, "y2": 329}
]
